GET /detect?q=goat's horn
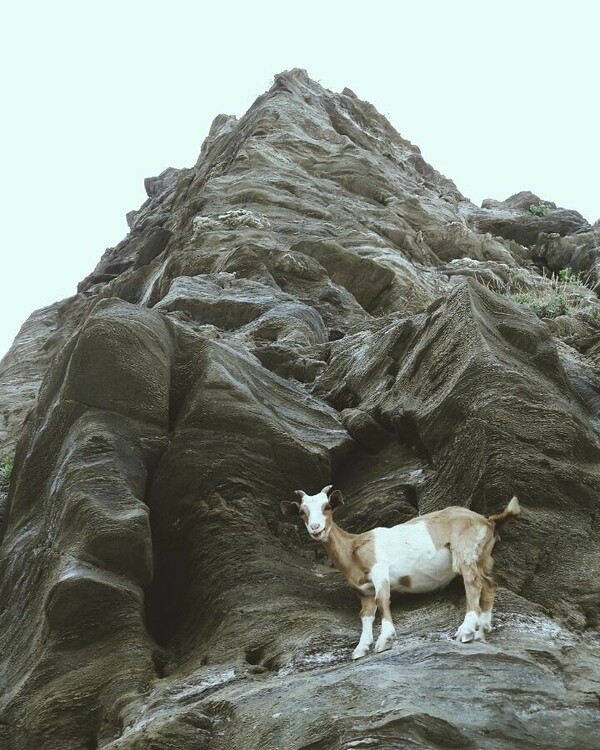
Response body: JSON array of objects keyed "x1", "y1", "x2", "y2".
[{"x1": 321, "y1": 485, "x2": 333, "y2": 495}]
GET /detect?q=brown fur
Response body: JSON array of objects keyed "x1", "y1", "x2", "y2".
[
  {"x1": 421, "y1": 502, "x2": 518, "y2": 620},
  {"x1": 325, "y1": 525, "x2": 376, "y2": 590},
  {"x1": 359, "y1": 594, "x2": 376, "y2": 618},
  {"x1": 418, "y1": 507, "x2": 492, "y2": 552},
  {"x1": 487, "y1": 497, "x2": 521, "y2": 534}
]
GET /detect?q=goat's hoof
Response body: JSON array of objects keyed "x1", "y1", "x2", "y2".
[
  {"x1": 480, "y1": 616, "x2": 492, "y2": 634},
  {"x1": 456, "y1": 625, "x2": 485, "y2": 643},
  {"x1": 352, "y1": 645, "x2": 370, "y2": 660},
  {"x1": 374, "y1": 636, "x2": 395, "y2": 653},
  {"x1": 455, "y1": 626, "x2": 475, "y2": 643}
]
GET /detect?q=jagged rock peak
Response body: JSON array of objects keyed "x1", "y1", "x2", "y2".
[{"x1": 193, "y1": 67, "x2": 466, "y2": 199}]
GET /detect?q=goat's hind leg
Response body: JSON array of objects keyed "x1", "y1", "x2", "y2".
[
  {"x1": 479, "y1": 573, "x2": 497, "y2": 635},
  {"x1": 455, "y1": 564, "x2": 485, "y2": 643},
  {"x1": 352, "y1": 594, "x2": 376, "y2": 660},
  {"x1": 453, "y1": 524, "x2": 497, "y2": 643}
]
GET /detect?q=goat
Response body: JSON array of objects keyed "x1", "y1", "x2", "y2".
[{"x1": 281, "y1": 486, "x2": 520, "y2": 659}]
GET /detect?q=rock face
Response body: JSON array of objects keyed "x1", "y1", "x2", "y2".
[
  {"x1": 1, "y1": 69, "x2": 600, "y2": 749},
  {"x1": 463, "y1": 190, "x2": 592, "y2": 247}
]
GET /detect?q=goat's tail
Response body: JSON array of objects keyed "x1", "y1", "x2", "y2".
[{"x1": 487, "y1": 496, "x2": 521, "y2": 533}]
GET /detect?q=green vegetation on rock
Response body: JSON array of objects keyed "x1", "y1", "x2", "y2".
[
  {"x1": 504, "y1": 267, "x2": 596, "y2": 319},
  {"x1": 0, "y1": 457, "x2": 12, "y2": 524},
  {"x1": 0, "y1": 457, "x2": 12, "y2": 481},
  {"x1": 509, "y1": 290, "x2": 569, "y2": 318},
  {"x1": 529, "y1": 202, "x2": 551, "y2": 217},
  {"x1": 558, "y1": 267, "x2": 583, "y2": 285}
]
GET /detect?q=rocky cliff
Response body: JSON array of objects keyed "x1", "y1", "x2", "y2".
[{"x1": 1, "y1": 69, "x2": 599, "y2": 749}]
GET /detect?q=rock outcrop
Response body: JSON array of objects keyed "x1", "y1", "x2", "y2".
[
  {"x1": 463, "y1": 190, "x2": 592, "y2": 247},
  {"x1": 1, "y1": 69, "x2": 599, "y2": 749}
]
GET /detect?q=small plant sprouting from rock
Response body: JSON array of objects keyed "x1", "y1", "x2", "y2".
[
  {"x1": 557, "y1": 267, "x2": 583, "y2": 285},
  {"x1": 0, "y1": 457, "x2": 12, "y2": 482},
  {"x1": 0, "y1": 457, "x2": 12, "y2": 524},
  {"x1": 503, "y1": 268, "x2": 596, "y2": 320},
  {"x1": 510, "y1": 291, "x2": 569, "y2": 319},
  {"x1": 529, "y1": 202, "x2": 551, "y2": 217}
]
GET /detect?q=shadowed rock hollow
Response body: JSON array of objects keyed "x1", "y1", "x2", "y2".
[{"x1": 1, "y1": 69, "x2": 599, "y2": 749}]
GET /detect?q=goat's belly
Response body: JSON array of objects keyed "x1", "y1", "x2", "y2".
[
  {"x1": 390, "y1": 546, "x2": 456, "y2": 593},
  {"x1": 371, "y1": 523, "x2": 457, "y2": 594}
]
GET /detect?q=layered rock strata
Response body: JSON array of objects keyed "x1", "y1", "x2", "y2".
[{"x1": 1, "y1": 69, "x2": 599, "y2": 749}]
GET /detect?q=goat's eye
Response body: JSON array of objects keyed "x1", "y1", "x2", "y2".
[{"x1": 323, "y1": 504, "x2": 331, "y2": 511}]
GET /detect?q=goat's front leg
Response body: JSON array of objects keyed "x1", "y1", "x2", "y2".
[
  {"x1": 352, "y1": 594, "x2": 376, "y2": 660},
  {"x1": 370, "y1": 563, "x2": 396, "y2": 653}
]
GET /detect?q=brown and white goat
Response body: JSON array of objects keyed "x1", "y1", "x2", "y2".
[{"x1": 281, "y1": 486, "x2": 520, "y2": 659}]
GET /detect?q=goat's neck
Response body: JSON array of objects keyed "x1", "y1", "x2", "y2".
[{"x1": 324, "y1": 522, "x2": 357, "y2": 575}]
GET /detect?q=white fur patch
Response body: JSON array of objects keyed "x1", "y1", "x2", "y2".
[
  {"x1": 372, "y1": 521, "x2": 456, "y2": 593},
  {"x1": 353, "y1": 614, "x2": 375, "y2": 659},
  {"x1": 374, "y1": 619, "x2": 396, "y2": 653},
  {"x1": 300, "y1": 491, "x2": 330, "y2": 539},
  {"x1": 480, "y1": 610, "x2": 492, "y2": 633},
  {"x1": 456, "y1": 610, "x2": 481, "y2": 642}
]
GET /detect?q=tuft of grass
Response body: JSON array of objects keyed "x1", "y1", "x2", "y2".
[
  {"x1": 0, "y1": 457, "x2": 12, "y2": 481},
  {"x1": 0, "y1": 457, "x2": 11, "y2": 524},
  {"x1": 509, "y1": 291, "x2": 569, "y2": 318},
  {"x1": 481, "y1": 264, "x2": 598, "y2": 321},
  {"x1": 558, "y1": 267, "x2": 583, "y2": 285},
  {"x1": 504, "y1": 266, "x2": 600, "y2": 319},
  {"x1": 529, "y1": 202, "x2": 551, "y2": 217}
]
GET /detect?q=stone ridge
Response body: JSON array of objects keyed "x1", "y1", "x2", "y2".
[{"x1": 0, "y1": 69, "x2": 599, "y2": 749}]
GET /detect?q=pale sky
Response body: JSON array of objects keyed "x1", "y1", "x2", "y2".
[{"x1": 2, "y1": 1, "x2": 598, "y2": 359}]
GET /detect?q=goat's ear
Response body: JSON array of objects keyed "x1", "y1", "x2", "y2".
[
  {"x1": 321, "y1": 484, "x2": 333, "y2": 495},
  {"x1": 329, "y1": 490, "x2": 344, "y2": 511},
  {"x1": 281, "y1": 500, "x2": 301, "y2": 516}
]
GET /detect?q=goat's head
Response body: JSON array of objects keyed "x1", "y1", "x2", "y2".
[{"x1": 280, "y1": 485, "x2": 344, "y2": 542}]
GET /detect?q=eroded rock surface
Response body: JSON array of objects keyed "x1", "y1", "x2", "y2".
[
  {"x1": 463, "y1": 190, "x2": 592, "y2": 247},
  {"x1": 1, "y1": 69, "x2": 599, "y2": 749}
]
